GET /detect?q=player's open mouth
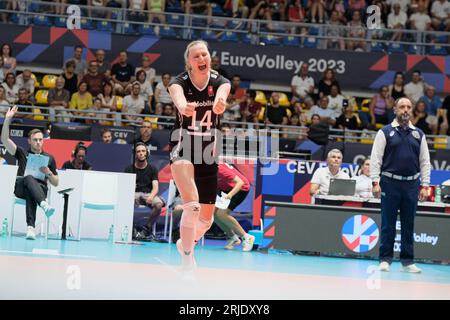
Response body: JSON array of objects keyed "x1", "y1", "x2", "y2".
[{"x1": 199, "y1": 65, "x2": 207, "y2": 71}]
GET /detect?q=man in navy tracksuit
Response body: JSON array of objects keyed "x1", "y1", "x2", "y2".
[{"x1": 370, "y1": 97, "x2": 431, "y2": 273}]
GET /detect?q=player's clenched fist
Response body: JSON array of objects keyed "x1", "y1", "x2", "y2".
[
  {"x1": 213, "y1": 97, "x2": 226, "y2": 115},
  {"x1": 181, "y1": 102, "x2": 197, "y2": 117}
]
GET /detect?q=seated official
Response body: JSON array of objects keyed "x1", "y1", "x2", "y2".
[
  {"x1": 124, "y1": 142, "x2": 165, "y2": 241},
  {"x1": 310, "y1": 149, "x2": 350, "y2": 196},
  {"x1": 1, "y1": 106, "x2": 59, "y2": 240},
  {"x1": 61, "y1": 142, "x2": 92, "y2": 170},
  {"x1": 352, "y1": 157, "x2": 373, "y2": 198}
]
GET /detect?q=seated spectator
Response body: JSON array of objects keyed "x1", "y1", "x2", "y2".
[
  {"x1": 86, "y1": 97, "x2": 105, "y2": 124},
  {"x1": 101, "y1": 128, "x2": 113, "y2": 144},
  {"x1": 62, "y1": 142, "x2": 92, "y2": 170},
  {"x1": 158, "y1": 104, "x2": 175, "y2": 130},
  {"x1": 288, "y1": 0, "x2": 306, "y2": 23},
  {"x1": 225, "y1": 74, "x2": 247, "y2": 121},
  {"x1": 95, "y1": 49, "x2": 111, "y2": 78},
  {"x1": 268, "y1": 0, "x2": 288, "y2": 21},
  {"x1": 325, "y1": 10, "x2": 346, "y2": 50},
  {"x1": 1, "y1": 43, "x2": 16, "y2": 74},
  {"x1": 387, "y1": 3, "x2": 407, "y2": 41},
  {"x1": 62, "y1": 60, "x2": 80, "y2": 96},
  {"x1": 318, "y1": 68, "x2": 341, "y2": 98},
  {"x1": 404, "y1": 70, "x2": 425, "y2": 105},
  {"x1": 430, "y1": 0, "x2": 450, "y2": 31},
  {"x1": 0, "y1": 56, "x2": 5, "y2": 83},
  {"x1": 368, "y1": 85, "x2": 394, "y2": 128},
  {"x1": 64, "y1": 45, "x2": 87, "y2": 76},
  {"x1": 327, "y1": 84, "x2": 345, "y2": 119},
  {"x1": 0, "y1": 86, "x2": 9, "y2": 117},
  {"x1": 123, "y1": 82, "x2": 145, "y2": 123},
  {"x1": 69, "y1": 81, "x2": 93, "y2": 122},
  {"x1": 224, "y1": 0, "x2": 249, "y2": 18},
  {"x1": 248, "y1": 0, "x2": 274, "y2": 31},
  {"x1": 48, "y1": 76, "x2": 71, "y2": 122},
  {"x1": 307, "y1": 114, "x2": 330, "y2": 145},
  {"x1": 184, "y1": 0, "x2": 213, "y2": 24},
  {"x1": 346, "y1": 0, "x2": 366, "y2": 20},
  {"x1": 136, "y1": 70, "x2": 154, "y2": 114},
  {"x1": 282, "y1": 113, "x2": 307, "y2": 140},
  {"x1": 346, "y1": 10, "x2": 366, "y2": 52},
  {"x1": 308, "y1": 0, "x2": 325, "y2": 23},
  {"x1": 87, "y1": 0, "x2": 111, "y2": 19},
  {"x1": 353, "y1": 157, "x2": 373, "y2": 198},
  {"x1": 135, "y1": 120, "x2": 161, "y2": 151},
  {"x1": 147, "y1": 0, "x2": 166, "y2": 23},
  {"x1": 310, "y1": 149, "x2": 350, "y2": 196},
  {"x1": 2, "y1": 72, "x2": 19, "y2": 103},
  {"x1": 111, "y1": 51, "x2": 135, "y2": 96},
  {"x1": 388, "y1": 71, "x2": 406, "y2": 101},
  {"x1": 411, "y1": 100, "x2": 432, "y2": 134},
  {"x1": 16, "y1": 70, "x2": 35, "y2": 99},
  {"x1": 418, "y1": 85, "x2": 448, "y2": 135},
  {"x1": 335, "y1": 102, "x2": 360, "y2": 134},
  {"x1": 128, "y1": 0, "x2": 146, "y2": 22},
  {"x1": 154, "y1": 73, "x2": 173, "y2": 111},
  {"x1": 125, "y1": 143, "x2": 165, "y2": 241},
  {"x1": 97, "y1": 81, "x2": 117, "y2": 123},
  {"x1": 265, "y1": 92, "x2": 288, "y2": 126},
  {"x1": 310, "y1": 96, "x2": 336, "y2": 126},
  {"x1": 135, "y1": 55, "x2": 156, "y2": 88},
  {"x1": 15, "y1": 88, "x2": 34, "y2": 119},
  {"x1": 290, "y1": 63, "x2": 314, "y2": 103},
  {"x1": 239, "y1": 90, "x2": 261, "y2": 127},
  {"x1": 211, "y1": 56, "x2": 229, "y2": 80},
  {"x1": 328, "y1": 0, "x2": 347, "y2": 23},
  {"x1": 409, "y1": 3, "x2": 432, "y2": 31},
  {"x1": 386, "y1": 0, "x2": 409, "y2": 13},
  {"x1": 82, "y1": 61, "x2": 108, "y2": 97}
]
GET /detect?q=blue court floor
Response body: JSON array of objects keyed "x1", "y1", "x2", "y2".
[{"x1": 0, "y1": 236, "x2": 449, "y2": 299}]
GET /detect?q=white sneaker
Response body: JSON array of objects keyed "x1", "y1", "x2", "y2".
[
  {"x1": 40, "y1": 201, "x2": 55, "y2": 218},
  {"x1": 176, "y1": 239, "x2": 196, "y2": 269},
  {"x1": 242, "y1": 235, "x2": 255, "y2": 252},
  {"x1": 379, "y1": 261, "x2": 390, "y2": 272},
  {"x1": 224, "y1": 237, "x2": 241, "y2": 250},
  {"x1": 26, "y1": 226, "x2": 36, "y2": 240},
  {"x1": 401, "y1": 264, "x2": 422, "y2": 273}
]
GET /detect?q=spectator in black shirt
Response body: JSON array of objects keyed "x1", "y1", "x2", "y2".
[
  {"x1": 211, "y1": 55, "x2": 229, "y2": 80},
  {"x1": 62, "y1": 60, "x2": 80, "y2": 96},
  {"x1": 134, "y1": 120, "x2": 161, "y2": 152},
  {"x1": 124, "y1": 142, "x2": 165, "y2": 240},
  {"x1": 16, "y1": 88, "x2": 34, "y2": 119},
  {"x1": 111, "y1": 51, "x2": 135, "y2": 96},
  {"x1": 265, "y1": 92, "x2": 288, "y2": 126},
  {"x1": 61, "y1": 142, "x2": 93, "y2": 170},
  {"x1": 159, "y1": 104, "x2": 175, "y2": 130},
  {"x1": 318, "y1": 68, "x2": 341, "y2": 98},
  {"x1": 1, "y1": 106, "x2": 59, "y2": 240}
]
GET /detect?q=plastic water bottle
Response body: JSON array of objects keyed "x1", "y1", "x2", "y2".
[
  {"x1": 108, "y1": 224, "x2": 114, "y2": 243},
  {"x1": 2, "y1": 218, "x2": 8, "y2": 237},
  {"x1": 121, "y1": 226, "x2": 129, "y2": 242},
  {"x1": 435, "y1": 186, "x2": 441, "y2": 203}
]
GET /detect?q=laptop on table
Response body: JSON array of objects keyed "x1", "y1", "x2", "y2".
[{"x1": 328, "y1": 179, "x2": 356, "y2": 196}]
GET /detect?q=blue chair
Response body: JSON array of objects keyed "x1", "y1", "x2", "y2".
[
  {"x1": 435, "y1": 35, "x2": 448, "y2": 43},
  {"x1": 227, "y1": 19, "x2": 245, "y2": 30},
  {"x1": 211, "y1": 3, "x2": 226, "y2": 16},
  {"x1": 283, "y1": 35, "x2": 300, "y2": 47},
  {"x1": 159, "y1": 26, "x2": 178, "y2": 38},
  {"x1": 303, "y1": 37, "x2": 318, "y2": 48},
  {"x1": 97, "y1": 21, "x2": 114, "y2": 32},
  {"x1": 138, "y1": 24, "x2": 155, "y2": 35},
  {"x1": 242, "y1": 33, "x2": 253, "y2": 44},
  {"x1": 370, "y1": 42, "x2": 385, "y2": 53},
  {"x1": 220, "y1": 31, "x2": 239, "y2": 42},
  {"x1": 260, "y1": 34, "x2": 280, "y2": 46},
  {"x1": 167, "y1": 14, "x2": 184, "y2": 25},
  {"x1": 308, "y1": 26, "x2": 319, "y2": 36},
  {"x1": 80, "y1": 18, "x2": 94, "y2": 30},
  {"x1": 10, "y1": 196, "x2": 52, "y2": 239},
  {"x1": 33, "y1": 15, "x2": 52, "y2": 27},
  {"x1": 192, "y1": 17, "x2": 206, "y2": 27},
  {"x1": 408, "y1": 44, "x2": 420, "y2": 54},
  {"x1": 387, "y1": 43, "x2": 404, "y2": 54},
  {"x1": 429, "y1": 45, "x2": 448, "y2": 56},
  {"x1": 201, "y1": 30, "x2": 217, "y2": 41},
  {"x1": 28, "y1": 3, "x2": 40, "y2": 12},
  {"x1": 54, "y1": 17, "x2": 67, "y2": 27},
  {"x1": 123, "y1": 23, "x2": 136, "y2": 34},
  {"x1": 167, "y1": 0, "x2": 183, "y2": 13}
]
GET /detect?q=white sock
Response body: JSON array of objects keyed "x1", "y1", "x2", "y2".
[
  {"x1": 242, "y1": 233, "x2": 251, "y2": 241},
  {"x1": 231, "y1": 234, "x2": 239, "y2": 241}
]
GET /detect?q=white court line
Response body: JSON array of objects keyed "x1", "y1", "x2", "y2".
[
  {"x1": 153, "y1": 257, "x2": 180, "y2": 275},
  {"x1": 0, "y1": 249, "x2": 96, "y2": 259}
]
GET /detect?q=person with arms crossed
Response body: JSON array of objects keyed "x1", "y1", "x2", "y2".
[
  {"x1": 1, "y1": 106, "x2": 59, "y2": 240},
  {"x1": 370, "y1": 97, "x2": 431, "y2": 273},
  {"x1": 168, "y1": 40, "x2": 231, "y2": 270}
]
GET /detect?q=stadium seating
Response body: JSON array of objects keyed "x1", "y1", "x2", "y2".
[
  {"x1": 123, "y1": 23, "x2": 136, "y2": 34},
  {"x1": 255, "y1": 91, "x2": 268, "y2": 106},
  {"x1": 220, "y1": 31, "x2": 239, "y2": 42},
  {"x1": 370, "y1": 42, "x2": 384, "y2": 53},
  {"x1": 80, "y1": 18, "x2": 94, "y2": 30},
  {"x1": 42, "y1": 75, "x2": 57, "y2": 89},
  {"x1": 116, "y1": 96, "x2": 123, "y2": 111},
  {"x1": 167, "y1": 14, "x2": 184, "y2": 25},
  {"x1": 201, "y1": 30, "x2": 217, "y2": 41},
  {"x1": 54, "y1": 17, "x2": 66, "y2": 28},
  {"x1": 260, "y1": 35, "x2": 280, "y2": 46},
  {"x1": 270, "y1": 93, "x2": 290, "y2": 107},
  {"x1": 303, "y1": 37, "x2": 318, "y2": 48},
  {"x1": 387, "y1": 43, "x2": 404, "y2": 54},
  {"x1": 283, "y1": 36, "x2": 300, "y2": 47},
  {"x1": 138, "y1": 24, "x2": 155, "y2": 36},
  {"x1": 33, "y1": 15, "x2": 52, "y2": 27},
  {"x1": 97, "y1": 21, "x2": 114, "y2": 32},
  {"x1": 158, "y1": 26, "x2": 178, "y2": 38},
  {"x1": 429, "y1": 45, "x2": 447, "y2": 56},
  {"x1": 35, "y1": 90, "x2": 49, "y2": 105}
]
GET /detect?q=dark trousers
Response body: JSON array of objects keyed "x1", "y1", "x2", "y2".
[
  {"x1": 14, "y1": 176, "x2": 48, "y2": 228},
  {"x1": 379, "y1": 176, "x2": 419, "y2": 266}
]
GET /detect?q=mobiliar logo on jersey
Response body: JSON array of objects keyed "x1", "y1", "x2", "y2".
[{"x1": 341, "y1": 215, "x2": 379, "y2": 253}]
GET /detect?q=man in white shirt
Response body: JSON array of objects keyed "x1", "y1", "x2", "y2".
[
  {"x1": 388, "y1": 3, "x2": 407, "y2": 41},
  {"x1": 154, "y1": 72, "x2": 173, "y2": 113},
  {"x1": 327, "y1": 85, "x2": 345, "y2": 119},
  {"x1": 404, "y1": 70, "x2": 425, "y2": 105},
  {"x1": 386, "y1": 0, "x2": 410, "y2": 13},
  {"x1": 409, "y1": 3, "x2": 432, "y2": 32},
  {"x1": 430, "y1": 0, "x2": 450, "y2": 31},
  {"x1": 291, "y1": 63, "x2": 314, "y2": 103},
  {"x1": 310, "y1": 149, "x2": 350, "y2": 196},
  {"x1": 123, "y1": 82, "x2": 145, "y2": 122},
  {"x1": 310, "y1": 96, "x2": 336, "y2": 126}
]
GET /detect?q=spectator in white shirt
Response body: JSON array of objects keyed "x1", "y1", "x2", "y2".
[
  {"x1": 404, "y1": 70, "x2": 425, "y2": 105},
  {"x1": 2, "y1": 72, "x2": 19, "y2": 103},
  {"x1": 310, "y1": 149, "x2": 350, "y2": 196},
  {"x1": 386, "y1": 0, "x2": 410, "y2": 13},
  {"x1": 290, "y1": 63, "x2": 314, "y2": 104},
  {"x1": 353, "y1": 157, "x2": 373, "y2": 198},
  {"x1": 388, "y1": 3, "x2": 407, "y2": 41},
  {"x1": 327, "y1": 84, "x2": 345, "y2": 119},
  {"x1": 409, "y1": 3, "x2": 432, "y2": 31},
  {"x1": 430, "y1": 0, "x2": 450, "y2": 31},
  {"x1": 123, "y1": 82, "x2": 145, "y2": 123},
  {"x1": 310, "y1": 96, "x2": 336, "y2": 126},
  {"x1": 16, "y1": 69, "x2": 35, "y2": 98},
  {"x1": 155, "y1": 72, "x2": 173, "y2": 111}
]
